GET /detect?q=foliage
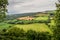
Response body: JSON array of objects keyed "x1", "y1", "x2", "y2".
[
  {"x1": 0, "y1": 0, "x2": 8, "y2": 21},
  {"x1": 0, "y1": 22, "x2": 11, "y2": 31},
  {"x1": 8, "y1": 19, "x2": 50, "y2": 24},
  {"x1": 54, "y1": 2, "x2": 60, "y2": 40},
  {"x1": 0, "y1": 27, "x2": 53, "y2": 40}
]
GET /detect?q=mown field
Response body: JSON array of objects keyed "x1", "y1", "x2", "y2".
[
  {"x1": 35, "y1": 16, "x2": 49, "y2": 21},
  {"x1": 0, "y1": 22, "x2": 53, "y2": 34},
  {"x1": 14, "y1": 23, "x2": 53, "y2": 34}
]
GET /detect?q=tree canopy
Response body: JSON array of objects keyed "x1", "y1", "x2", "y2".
[
  {"x1": 54, "y1": 1, "x2": 60, "y2": 40},
  {"x1": 0, "y1": 0, "x2": 8, "y2": 21}
]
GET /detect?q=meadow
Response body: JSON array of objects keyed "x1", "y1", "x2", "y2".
[{"x1": 14, "y1": 23, "x2": 53, "y2": 34}]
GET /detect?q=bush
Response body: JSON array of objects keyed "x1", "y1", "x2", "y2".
[
  {"x1": 0, "y1": 27, "x2": 53, "y2": 40},
  {"x1": 26, "y1": 30, "x2": 52, "y2": 40},
  {"x1": 9, "y1": 26, "x2": 12, "y2": 28},
  {"x1": 8, "y1": 19, "x2": 50, "y2": 24},
  {"x1": 7, "y1": 27, "x2": 26, "y2": 37},
  {"x1": 26, "y1": 30, "x2": 37, "y2": 40},
  {"x1": 2, "y1": 29, "x2": 7, "y2": 32},
  {"x1": 8, "y1": 22, "x2": 16, "y2": 24}
]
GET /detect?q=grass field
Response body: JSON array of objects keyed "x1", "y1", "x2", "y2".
[
  {"x1": 0, "y1": 22, "x2": 11, "y2": 30},
  {"x1": 35, "y1": 16, "x2": 48, "y2": 21},
  {"x1": 0, "y1": 22, "x2": 53, "y2": 34},
  {"x1": 50, "y1": 20, "x2": 55, "y2": 26},
  {"x1": 14, "y1": 23, "x2": 53, "y2": 34}
]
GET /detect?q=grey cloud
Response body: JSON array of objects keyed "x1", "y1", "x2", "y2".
[{"x1": 8, "y1": 0, "x2": 58, "y2": 14}]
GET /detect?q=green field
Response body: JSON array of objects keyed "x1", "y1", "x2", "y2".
[
  {"x1": 0, "y1": 22, "x2": 11, "y2": 30},
  {"x1": 35, "y1": 16, "x2": 48, "y2": 21},
  {"x1": 50, "y1": 20, "x2": 55, "y2": 26},
  {"x1": 14, "y1": 23, "x2": 53, "y2": 34},
  {"x1": 0, "y1": 22, "x2": 53, "y2": 34}
]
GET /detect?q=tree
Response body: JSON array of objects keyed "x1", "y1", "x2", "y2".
[
  {"x1": 0, "y1": 0, "x2": 8, "y2": 21},
  {"x1": 58, "y1": 0, "x2": 60, "y2": 2},
  {"x1": 54, "y1": 1, "x2": 60, "y2": 40}
]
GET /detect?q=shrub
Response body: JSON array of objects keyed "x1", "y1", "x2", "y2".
[
  {"x1": 9, "y1": 26, "x2": 12, "y2": 28},
  {"x1": 7, "y1": 27, "x2": 25, "y2": 37},
  {"x1": 26, "y1": 30, "x2": 37, "y2": 40},
  {"x1": 8, "y1": 22, "x2": 15, "y2": 24},
  {"x1": 2, "y1": 29, "x2": 7, "y2": 32},
  {"x1": 8, "y1": 19, "x2": 50, "y2": 24},
  {"x1": 0, "y1": 27, "x2": 53, "y2": 40},
  {"x1": 26, "y1": 30, "x2": 52, "y2": 40}
]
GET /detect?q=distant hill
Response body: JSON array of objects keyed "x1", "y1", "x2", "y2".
[
  {"x1": 43, "y1": 10, "x2": 56, "y2": 13},
  {"x1": 5, "y1": 10, "x2": 55, "y2": 20},
  {"x1": 5, "y1": 12, "x2": 41, "y2": 20}
]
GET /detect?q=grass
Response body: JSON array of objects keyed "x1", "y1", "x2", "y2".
[
  {"x1": 14, "y1": 23, "x2": 53, "y2": 34},
  {"x1": 0, "y1": 22, "x2": 53, "y2": 34},
  {"x1": 50, "y1": 20, "x2": 55, "y2": 26},
  {"x1": 35, "y1": 16, "x2": 48, "y2": 21},
  {"x1": 0, "y1": 22, "x2": 11, "y2": 30}
]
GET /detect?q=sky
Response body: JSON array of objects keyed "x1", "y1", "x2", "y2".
[{"x1": 8, "y1": 0, "x2": 58, "y2": 14}]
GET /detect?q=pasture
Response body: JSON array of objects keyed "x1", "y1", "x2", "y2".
[
  {"x1": 14, "y1": 23, "x2": 53, "y2": 34},
  {"x1": 35, "y1": 16, "x2": 49, "y2": 21}
]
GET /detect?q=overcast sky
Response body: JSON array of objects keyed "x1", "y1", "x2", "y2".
[{"x1": 8, "y1": 0, "x2": 58, "y2": 14}]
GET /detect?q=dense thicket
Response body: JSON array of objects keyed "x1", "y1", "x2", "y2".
[
  {"x1": 54, "y1": 1, "x2": 60, "y2": 40},
  {"x1": 0, "y1": 27, "x2": 52, "y2": 40}
]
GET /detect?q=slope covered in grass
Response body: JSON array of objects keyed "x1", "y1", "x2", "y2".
[
  {"x1": 35, "y1": 16, "x2": 49, "y2": 21},
  {"x1": 14, "y1": 23, "x2": 53, "y2": 34}
]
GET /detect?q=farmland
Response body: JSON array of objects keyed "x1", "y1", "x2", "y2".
[
  {"x1": 0, "y1": 13, "x2": 55, "y2": 33},
  {"x1": 14, "y1": 23, "x2": 53, "y2": 34},
  {"x1": 35, "y1": 16, "x2": 49, "y2": 21},
  {"x1": 0, "y1": 13, "x2": 55, "y2": 40}
]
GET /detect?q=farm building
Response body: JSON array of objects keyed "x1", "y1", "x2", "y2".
[{"x1": 17, "y1": 16, "x2": 34, "y2": 20}]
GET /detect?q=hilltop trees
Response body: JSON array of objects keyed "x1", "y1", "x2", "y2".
[{"x1": 0, "y1": 0, "x2": 8, "y2": 21}]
